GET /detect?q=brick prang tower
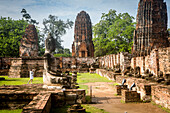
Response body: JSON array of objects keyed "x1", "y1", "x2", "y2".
[
  {"x1": 132, "y1": 0, "x2": 169, "y2": 56},
  {"x1": 72, "y1": 11, "x2": 94, "y2": 57},
  {"x1": 20, "y1": 24, "x2": 39, "y2": 57}
]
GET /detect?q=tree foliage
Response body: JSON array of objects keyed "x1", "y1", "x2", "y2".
[
  {"x1": 93, "y1": 9, "x2": 136, "y2": 57},
  {"x1": 54, "y1": 48, "x2": 72, "y2": 57},
  {"x1": 42, "y1": 15, "x2": 73, "y2": 52},
  {"x1": 21, "y1": 8, "x2": 39, "y2": 25},
  {"x1": 0, "y1": 17, "x2": 28, "y2": 57}
]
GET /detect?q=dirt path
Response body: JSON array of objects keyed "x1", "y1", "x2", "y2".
[{"x1": 84, "y1": 82, "x2": 167, "y2": 113}]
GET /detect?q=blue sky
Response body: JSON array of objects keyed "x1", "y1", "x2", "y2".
[{"x1": 0, "y1": 0, "x2": 170, "y2": 50}]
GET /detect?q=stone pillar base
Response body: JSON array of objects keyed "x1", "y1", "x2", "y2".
[{"x1": 121, "y1": 90, "x2": 141, "y2": 103}]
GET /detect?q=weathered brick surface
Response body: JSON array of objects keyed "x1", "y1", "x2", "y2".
[
  {"x1": 7, "y1": 57, "x2": 95, "y2": 78},
  {"x1": 99, "y1": 52, "x2": 131, "y2": 72},
  {"x1": 116, "y1": 85, "x2": 128, "y2": 95},
  {"x1": 121, "y1": 90, "x2": 140, "y2": 103},
  {"x1": 0, "y1": 84, "x2": 86, "y2": 111},
  {"x1": 62, "y1": 57, "x2": 94, "y2": 69},
  {"x1": 0, "y1": 57, "x2": 11, "y2": 69},
  {"x1": 131, "y1": 47, "x2": 170, "y2": 76},
  {"x1": 96, "y1": 69, "x2": 121, "y2": 81},
  {"x1": 152, "y1": 85, "x2": 170, "y2": 109},
  {"x1": 132, "y1": 0, "x2": 169, "y2": 56},
  {"x1": 20, "y1": 24, "x2": 38, "y2": 57},
  {"x1": 72, "y1": 11, "x2": 94, "y2": 57},
  {"x1": 8, "y1": 57, "x2": 44, "y2": 78},
  {"x1": 22, "y1": 93, "x2": 51, "y2": 113},
  {"x1": 64, "y1": 89, "x2": 86, "y2": 104},
  {"x1": 130, "y1": 0, "x2": 170, "y2": 77}
]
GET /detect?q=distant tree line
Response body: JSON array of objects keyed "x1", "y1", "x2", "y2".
[
  {"x1": 0, "y1": 17, "x2": 28, "y2": 57},
  {"x1": 93, "y1": 9, "x2": 136, "y2": 57},
  {"x1": 0, "y1": 9, "x2": 73, "y2": 57}
]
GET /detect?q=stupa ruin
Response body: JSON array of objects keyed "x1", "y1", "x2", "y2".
[{"x1": 72, "y1": 11, "x2": 94, "y2": 57}]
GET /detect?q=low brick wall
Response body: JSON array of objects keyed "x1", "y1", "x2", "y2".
[
  {"x1": 0, "y1": 91, "x2": 37, "y2": 109},
  {"x1": 64, "y1": 89, "x2": 86, "y2": 104},
  {"x1": 121, "y1": 90, "x2": 140, "y2": 103},
  {"x1": 116, "y1": 85, "x2": 128, "y2": 95},
  {"x1": 152, "y1": 85, "x2": 170, "y2": 109},
  {"x1": 96, "y1": 69, "x2": 170, "y2": 109},
  {"x1": 0, "y1": 84, "x2": 87, "y2": 112},
  {"x1": 96, "y1": 69, "x2": 121, "y2": 81},
  {"x1": 22, "y1": 93, "x2": 51, "y2": 113},
  {"x1": 0, "y1": 69, "x2": 9, "y2": 76},
  {"x1": 131, "y1": 47, "x2": 170, "y2": 76},
  {"x1": 8, "y1": 57, "x2": 44, "y2": 78}
]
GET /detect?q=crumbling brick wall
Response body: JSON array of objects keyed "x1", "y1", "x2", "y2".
[
  {"x1": 158, "y1": 47, "x2": 170, "y2": 75},
  {"x1": 152, "y1": 85, "x2": 170, "y2": 109},
  {"x1": 99, "y1": 52, "x2": 131, "y2": 72},
  {"x1": 131, "y1": 47, "x2": 170, "y2": 76},
  {"x1": 8, "y1": 57, "x2": 44, "y2": 78}
]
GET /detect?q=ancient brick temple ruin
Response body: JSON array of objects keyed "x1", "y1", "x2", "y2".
[
  {"x1": 132, "y1": 0, "x2": 169, "y2": 56},
  {"x1": 131, "y1": 0, "x2": 170, "y2": 77},
  {"x1": 72, "y1": 11, "x2": 94, "y2": 57},
  {"x1": 1, "y1": 0, "x2": 170, "y2": 112},
  {"x1": 96, "y1": 0, "x2": 170, "y2": 109},
  {"x1": 8, "y1": 24, "x2": 42, "y2": 78},
  {"x1": 19, "y1": 24, "x2": 39, "y2": 57}
]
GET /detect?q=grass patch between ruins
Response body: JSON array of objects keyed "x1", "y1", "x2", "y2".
[
  {"x1": 0, "y1": 109, "x2": 22, "y2": 113},
  {"x1": 82, "y1": 104, "x2": 109, "y2": 113},
  {"x1": 77, "y1": 73, "x2": 112, "y2": 94},
  {"x1": 0, "y1": 76, "x2": 43, "y2": 86},
  {"x1": 50, "y1": 105, "x2": 108, "y2": 113},
  {"x1": 77, "y1": 73, "x2": 112, "y2": 83}
]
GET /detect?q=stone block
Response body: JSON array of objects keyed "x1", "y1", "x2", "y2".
[
  {"x1": 116, "y1": 85, "x2": 128, "y2": 95},
  {"x1": 121, "y1": 90, "x2": 141, "y2": 103}
]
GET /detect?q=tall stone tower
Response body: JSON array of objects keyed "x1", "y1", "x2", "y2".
[
  {"x1": 72, "y1": 11, "x2": 94, "y2": 57},
  {"x1": 132, "y1": 0, "x2": 169, "y2": 56},
  {"x1": 20, "y1": 24, "x2": 39, "y2": 57}
]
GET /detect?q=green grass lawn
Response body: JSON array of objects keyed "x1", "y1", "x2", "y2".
[
  {"x1": 0, "y1": 73, "x2": 111, "y2": 86},
  {"x1": 50, "y1": 104, "x2": 109, "y2": 113},
  {"x1": 77, "y1": 73, "x2": 113, "y2": 94},
  {"x1": 0, "y1": 109, "x2": 22, "y2": 113},
  {"x1": 0, "y1": 76, "x2": 43, "y2": 86},
  {"x1": 77, "y1": 73, "x2": 112, "y2": 83}
]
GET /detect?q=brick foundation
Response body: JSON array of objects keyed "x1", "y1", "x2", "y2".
[
  {"x1": 0, "y1": 84, "x2": 86, "y2": 112},
  {"x1": 116, "y1": 85, "x2": 128, "y2": 95},
  {"x1": 121, "y1": 90, "x2": 141, "y2": 103}
]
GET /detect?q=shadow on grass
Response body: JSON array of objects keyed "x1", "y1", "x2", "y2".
[
  {"x1": 50, "y1": 106, "x2": 70, "y2": 113},
  {"x1": 77, "y1": 73, "x2": 81, "y2": 76},
  {"x1": 1, "y1": 79, "x2": 19, "y2": 81}
]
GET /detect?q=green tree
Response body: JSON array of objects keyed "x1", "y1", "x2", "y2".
[
  {"x1": 36, "y1": 28, "x2": 45, "y2": 56},
  {"x1": 0, "y1": 17, "x2": 28, "y2": 57},
  {"x1": 21, "y1": 8, "x2": 39, "y2": 25},
  {"x1": 93, "y1": 9, "x2": 135, "y2": 57},
  {"x1": 54, "y1": 48, "x2": 72, "y2": 57},
  {"x1": 42, "y1": 15, "x2": 73, "y2": 52},
  {"x1": 64, "y1": 48, "x2": 71, "y2": 55}
]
